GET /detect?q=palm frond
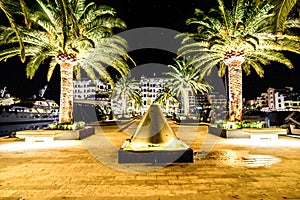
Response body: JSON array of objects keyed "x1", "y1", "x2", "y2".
[
  {"x1": 216, "y1": 0, "x2": 229, "y2": 30},
  {"x1": 47, "y1": 57, "x2": 58, "y2": 82},
  {"x1": 0, "y1": 47, "x2": 20, "y2": 62},
  {"x1": 177, "y1": 0, "x2": 299, "y2": 80},
  {"x1": 244, "y1": 60, "x2": 264, "y2": 77},
  {"x1": 26, "y1": 54, "x2": 48, "y2": 79},
  {"x1": 0, "y1": 0, "x2": 25, "y2": 62},
  {"x1": 286, "y1": 19, "x2": 300, "y2": 28},
  {"x1": 271, "y1": 0, "x2": 297, "y2": 33}
]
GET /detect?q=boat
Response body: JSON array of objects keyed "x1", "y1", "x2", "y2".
[
  {"x1": 0, "y1": 86, "x2": 59, "y2": 124},
  {"x1": 0, "y1": 86, "x2": 59, "y2": 136}
]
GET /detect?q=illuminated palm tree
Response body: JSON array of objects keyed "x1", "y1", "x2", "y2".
[
  {"x1": 164, "y1": 58, "x2": 211, "y2": 117},
  {"x1": 129, "y1": 90, "x2": 142, "y2": 116},
  {"x1": 271, "y1": 0, "x2": 299, "y2": 33},
  {"x1": 177, "y1": 0, "x2": 300, "y2": 122},
  {"x1": 110, "y1": 74, "x2": 139, "y2": 118},
  {"x1": 0, "y1": 0, "x2": 25, "y2": 62},
  {"x1": 0, "y1": 0, "x2": 132, "y2": 124},
  {"x1": 154, "y1": 86, "x2": 178, "y2": 114}
]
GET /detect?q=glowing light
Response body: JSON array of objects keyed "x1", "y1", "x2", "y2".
[
  {"x1": 0, "y1": 140, "x2": 81, "y2": 152},
  {"x1": 55, "y1": 53, "x2": 78, "y2": 65},
  {"x1": 223, "y1": 55, "x2": 245, "y2": 67},
  {"x1": 219, "y1": 137, "x2": 300, "y2": 147}
]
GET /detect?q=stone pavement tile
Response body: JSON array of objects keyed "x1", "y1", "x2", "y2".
[
  {"x1": 156, "y1": 175, "x2": 177, "y2": 180},
  {"x1": 168, "y1": 179, "x2": 191, "y2": 185},
  {"x1": 1, "y1": 124, "x2": 300, "y2": 199},
  {"x1": 135, "y1": 175, "x2": 157, "y2": 180}
]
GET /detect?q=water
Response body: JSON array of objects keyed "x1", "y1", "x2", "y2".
[{"x1": 0, "y1": 122, "x2": 52, "y2": 137}]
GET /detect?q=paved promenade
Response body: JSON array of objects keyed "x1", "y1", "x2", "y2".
[{"x1": 0, "y1": 121, "x2": 300, "y2": 200}]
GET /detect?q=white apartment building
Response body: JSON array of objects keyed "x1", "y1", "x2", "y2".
[
  {"x1": 256, "y1": 92, "x2": 268, "y2": 109},
  {"x1": 73, "y1": 79, "x2": 111, "y2": 100},
  {"x1": 139, "y1": 75, "x2": 172, "y2": 114},
  {"x1": 206, "y1": 92, "x2": 227, "y2": 121},
  {"x1": 139, "y1": 75, "x2": 199, "y2": 115},
  {"x1": 266, "y1": 87, "x2": 300, "y2": 111},
  {"x1": 207, "y1": 92, "x2": 227, "y2": 111},
  {"x1": 73, "y1": 76, "x2": 213, "y2": 117}
]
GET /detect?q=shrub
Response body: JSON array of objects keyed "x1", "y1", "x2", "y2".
[{"x1": 48, "y1": 121, "x2": 85, "y2": 130}]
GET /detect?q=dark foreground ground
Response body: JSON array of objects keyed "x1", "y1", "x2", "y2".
[{"x1": 0, "y1": 120, "x2": 300, "y2": 200}]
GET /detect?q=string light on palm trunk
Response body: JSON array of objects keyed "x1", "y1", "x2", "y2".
[
  {"x1": 223, "y1": 49, "x2": 245, "y2": 67},
  {"x1": 55, "y1": 53, "x2": 78, "y2": 65}
]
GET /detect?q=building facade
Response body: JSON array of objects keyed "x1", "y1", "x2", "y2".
[
  {"x1": 244, "y1": 87, "x2": 300, "y2": 112},
  {"x1": 140, "y1": 75, "x2": 169, "y2": 113},
  {"x1": 266, "y1": 87, "x2": 300, "y2": 111},
  {"x1": 73, "y1": 79, "x2": 111, "y2": 100},
  {"x1": 73, "y1": 76, "x2": 214, "y2": 119}
]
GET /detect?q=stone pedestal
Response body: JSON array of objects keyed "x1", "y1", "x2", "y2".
[
  {"x1": 208, "y1": 126, "x2": 250, "y2": 138},
  {"x1": 16, "y1": 126, "x2": 95, "y2": 143},
  {"x1": 54, "y1": 126, "x2": 95, "y2": 140},
  {"x1": 118, "y1": 148, "x2": 194, "y2": 163},
  {"x1": 208, "y1": 126, "x2": 286, "y2": 139},
  {"x1": 118, "y1": 104, "x2": 194, "y2": 163}
]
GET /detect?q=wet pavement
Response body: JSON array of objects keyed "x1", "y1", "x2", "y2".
[{"x1": 0, "y1": 121, "x2": 300, "y2": 199}]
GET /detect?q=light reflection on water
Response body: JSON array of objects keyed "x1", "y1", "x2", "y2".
[
  {"x1": 202, "y1": 149, "x2": 281, "y2": 167},
  {"x1": 0, "y1": 122, "x2": 52, "y2": 137},
  {"x1": 239, "y1": 154, "x2": 281, "y2": 167}
]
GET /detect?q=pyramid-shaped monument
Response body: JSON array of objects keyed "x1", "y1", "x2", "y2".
[{"x1": 118, "y1": 104, "x2": 194, "y2": 163}]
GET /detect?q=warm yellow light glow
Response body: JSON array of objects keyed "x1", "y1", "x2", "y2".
[
  {"x1": 224, "y1": 55, "x2": 245, "y2": 66},
  {"x1": 219, "y1": 138, "x2": 300, "y2": 147},
  {"x1": 0, "y1": 140, "x2": 81, "y2": 152},
  {"x1": 216, "y1": 149, "x2": 281, "y2": 167},
  {"x1": 122, "y1": 139, "x2": 189, "y2": 151}
]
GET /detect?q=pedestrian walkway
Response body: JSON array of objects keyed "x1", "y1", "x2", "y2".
[{"x1": 0, "y1": 122, "x2": 300, "y2": 200}]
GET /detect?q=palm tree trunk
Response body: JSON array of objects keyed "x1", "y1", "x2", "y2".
[
  {"x1": 166, "y1": 99, "x2": 170, "y2": 114},
  {"x1": 228, "y1": 64, "x2": 243, "y2": 122},
  {"x1": 121, "y1": 94, "x2": 126, "y2": 118},
  {"x1": 59, "y1": 62, "x2": 74, "y2": 124},
  {"x1": 182, "y1": 89, "x2": 190, "y2": 117}
]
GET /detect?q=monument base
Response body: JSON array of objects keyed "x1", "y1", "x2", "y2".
[{"x1": 118, "y1": 148, "x2": 194, "y2": 163}]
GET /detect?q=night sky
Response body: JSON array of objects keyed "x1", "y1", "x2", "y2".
[{"x1": 0, "y1": 0, "x2": 299, "y2": 103}]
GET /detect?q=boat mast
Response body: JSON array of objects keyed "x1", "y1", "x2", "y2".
[
  {"x1": 0, "y1": 87, "x2": 6, "y2": 98},
  {"x1": 38, "y1": 85, "x2": 48, "y2": 98}
]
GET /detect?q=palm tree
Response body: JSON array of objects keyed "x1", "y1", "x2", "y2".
[
  {"x1": 0, "y1": 0, "x2": 25, "y2": 62},
  {"x1": 153, "y1": 86, "x2": 178, "y2": 115},
  {"x1": 0, "y1": 0, "x2": 132, "y2": 124},
  {"x1": 177, "y1": 0, "x2": 300, "y2": 122},
  {"x1": 110, "y1": 74, "x2": 139, "y2": 118},
  {"x1": 164, "y1": 58, "x2": 211, "y2": 117},
  {"x1": 129, "y1": 90, "x2": 143, "y2": 116},
  {"x1": 271, "y1": 0, "x2": 299, "y2": 33}
]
